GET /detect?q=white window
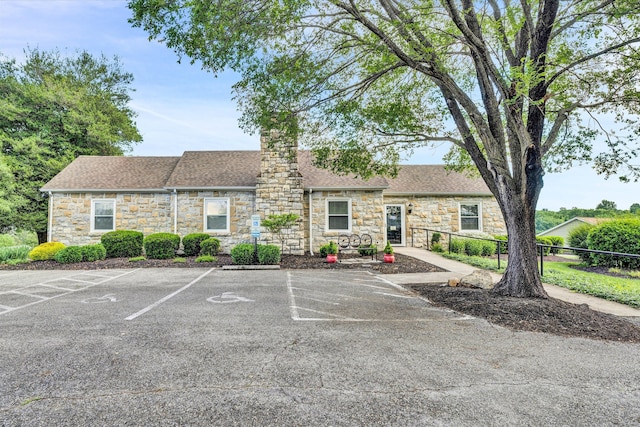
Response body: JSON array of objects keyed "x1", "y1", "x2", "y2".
[
  {"x1": 204, "y1": 198, "x2": 230, "y2": 232},
  {"x1": 460, "y1": 202, "x2": 481, "y2": 231},
  {"x1": 327, "y1": 199, "x2": 351, "y2": 231},
  {"x1": 91, "y1": 199, "x2": 115, "y2": 232}
]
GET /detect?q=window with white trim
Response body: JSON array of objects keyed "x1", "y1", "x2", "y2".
[
  {"x1": 91, "y1": 199, "x2": 115, "y2": 232},
  {"x1": 460, "y1": 202, "x2": 481, "y2": 231},
  {"x1": 327, "y1": 199, "x2": 351, "y2": 231},
  {"x1": 204, "y1": 198, "x2": 230, "y2": 232}
]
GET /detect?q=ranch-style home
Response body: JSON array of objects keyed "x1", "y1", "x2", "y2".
[{"x1": 41, "y1": 128, "x2": 506, "y2": 254}]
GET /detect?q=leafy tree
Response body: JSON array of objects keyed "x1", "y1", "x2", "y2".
[
  {"x1": 535, "y1": 209, "x2": 565, "y2": 233},
  {"x1": 261, "y1": 213, "x2": 300, "y2": 252},
  {"x1": 0, "y1": 48, "x2": 142, "y2": 243},
  {"x1": 129, "y1": 0, "x2": 640, "y2": 298},
  {"x1": 630, "y1": 203, "x2": 640, "y2": 214},
  {"x1": 596, "y1": 200, "x2": 617, "y2": 211}
]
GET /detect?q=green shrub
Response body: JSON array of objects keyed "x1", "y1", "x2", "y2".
[
  {"x1": 535, "y1": 236, "x2": 553, "y2": 256},
  {"x1": 481, "y1": 240, "x2": 497, "y2": 256},
  {"x1": 431, "y1": 232, "x2": 442, "y2": 244},
  {"x1": 0, "y1": 245, "x2": 32, "y2": 263},
  {"x1": 319, "y1": 241, "x2": 339, "y2": 257},
  {"x1": 231, "y1": 243, "x2": 255, "y2": 265},
  {"x1": 587, "y1": 219, "x2": 640, "y2": 269},
  {"x1": 319, "y1": 243, "x2": 330, "y2": 257},
  {"x1": 200, "y1": 237, "x2": 221, "y2": 256},
  {"x1": 182, "y1": 233, "x2": 211, "y2": 257},
  {"x1": 54, "y1": 246, "x2": 83, "y2": 264},
  {"x1": 101, "y1": 230, "x2": 143, "y2": 258},
  {"x1": 357, "y1": 244, "x2": 376, "y2": 256},
  {"x1": 144, "y1": 233, "x2": 181, "y2": 259},
  {"x1": 11, "y1": 230, "x2": 38, "y2": 247},
  {"x1": 547, "y1": 236, "x2": 565, "y2": 254},
  {"x1": 0, "y1": 234, "x2": 16, "y2": 248},
  {"x1": 568, "y1": 223, "x2": 595, "y2": 264},
  {"x1": 80, "y1": 244, "x2": 106, "y2": 262},
  {"x1": 431, "y1": 242, "x2": 444, "y2": 253},
  {"x1": 464, "y1": 239, "x2": 484, "y2": 256},
  {"x1": 29, "y1": 242, "x2": 66, "y2": 261},
  {"x1": 449, "y1": 238, "x2": 465, "y2": 254},
  {"x1": 257, "y1": 244, "x2": 281, "y2": 265},
  {"x1": 196, "y1": 255, "x2": 217, "y2": 263},
  {"x1": 493, "y1": 235, "x2": 508, "y2": 254}
]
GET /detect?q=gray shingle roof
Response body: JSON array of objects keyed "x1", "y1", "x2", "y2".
[
  {"x1": 165, "y1": 151, "x2": 261, "y2": 188},
  {"x1": 42, "y1": 152, "x2": 491, "y2": 195},
  {"x1": 41, "y1": 156, "x2": 181, "y2": 191},
  {"x1": 386, "y1": 165, "x2": 491, "y2": 195}
]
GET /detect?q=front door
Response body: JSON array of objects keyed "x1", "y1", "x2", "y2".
[{"x1": 385, "y1": 205, "x2": 404, "y2": 246}]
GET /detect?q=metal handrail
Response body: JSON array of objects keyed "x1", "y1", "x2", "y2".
[{"x1": 410, "y1": 227, "x2": 640, "y2": 276}]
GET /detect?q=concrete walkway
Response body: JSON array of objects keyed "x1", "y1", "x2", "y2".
[{"x1": 389, "y1": 246, "x2": 640, "y2": 318}]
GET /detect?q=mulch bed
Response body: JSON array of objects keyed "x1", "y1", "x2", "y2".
[
  {"x1": 3, "y1": 252, "x2": 640, "y2": 343},
  {"x1": 410, "y1": 284, "x2": 640, "y2": 343},
  {"x1": 0, "y1": 252, "x2": 444, "y2": 274}
]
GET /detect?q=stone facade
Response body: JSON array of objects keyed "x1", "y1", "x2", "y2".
[
  {"x1": 255, "y1": 128, "x2": 305, "y2": 255},
  {"x1": 49, "y1": 192, "x2": 173, "y2": 246},
  {"x1": 383, "y1": 195, "x2": 506, "y2": 248},
  {"x1": 176, "y1": 190, "x2": 255, "y2": 254},
  {"x1": 306, "y1": 190, "x2": 386, "y2": 253}
]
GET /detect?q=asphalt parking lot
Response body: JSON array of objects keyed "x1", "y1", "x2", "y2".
[{"x1": 1, "y1": 268, "x2": 639, "y2": 426}]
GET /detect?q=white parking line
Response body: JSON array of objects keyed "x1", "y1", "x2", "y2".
[{"x1": 125, "y1": 268, "x2": 215, "y2": 321}]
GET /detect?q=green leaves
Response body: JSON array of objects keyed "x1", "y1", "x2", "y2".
[{"x1": 0, "y1": 48, "x2": 142, "y2": 236}]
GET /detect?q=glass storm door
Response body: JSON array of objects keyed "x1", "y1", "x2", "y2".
[{"x1": 385, "y1": 205, "x2": 404, "y2": 245}]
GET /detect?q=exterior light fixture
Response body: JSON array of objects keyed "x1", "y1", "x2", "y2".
[{"x1": 407, "y1": 203, "x2": 414, "y2": 214}]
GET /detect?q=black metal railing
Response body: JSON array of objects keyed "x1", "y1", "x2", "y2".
[{"x1": 410, "y1": 227, "x2": 640, "y2": 276}]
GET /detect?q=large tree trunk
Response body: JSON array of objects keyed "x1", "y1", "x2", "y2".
[
  {"x1": 491, "y1": 193, "x2": 548, "y2": 298},
  {"x1": 37, "y1": 231, "x2": 47, "y2": 245}
]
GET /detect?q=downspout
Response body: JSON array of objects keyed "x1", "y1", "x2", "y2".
[
  {"x1": 173, "y1": 189, "x2": 178, "y2": 235},
  {"x1": 308, "y1": 189, "x2": 313, "y2": 255},
  {"x1": 47, "y1": 191, "x2": 53, "y2": 242}
]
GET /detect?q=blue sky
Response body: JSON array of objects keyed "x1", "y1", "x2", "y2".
[{"x1": 1, "y1": 0, "x2": 638, "y2": 211}]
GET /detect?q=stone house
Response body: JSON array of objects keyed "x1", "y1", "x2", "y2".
[{"x1": 41, "y1": 129, "x2": 506, "y2": 254}]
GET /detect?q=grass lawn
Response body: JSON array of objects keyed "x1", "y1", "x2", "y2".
[{"x1": 442, "y1": 253, "x2": 640, "y2": 308}]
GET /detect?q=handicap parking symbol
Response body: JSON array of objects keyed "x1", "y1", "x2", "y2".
[{"x1": 207, "y1": 292, "x2": 254, "y2": 304}]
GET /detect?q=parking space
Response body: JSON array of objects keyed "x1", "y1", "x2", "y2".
[
  {"x1": 287, "y1": 270, "x2": 466, "y2": 322},
  {"x1": 0, "y1": 269, "x2": 138, "y2": 316}
]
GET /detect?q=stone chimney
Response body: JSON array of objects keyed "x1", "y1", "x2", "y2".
[{"x1": 255, "y1": 124, "x2": 305, "y2": 254}]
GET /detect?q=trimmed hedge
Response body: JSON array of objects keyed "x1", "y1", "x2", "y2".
[
  {"x1": 81, "y1": 244, "x2": 106, "y2": 262},
  {"x1": 101, "y1": 230, "x2": 143, "y2": 258},
  {"x1": 29, "y1": 242, "x2": 66, "y2": 261},
  {"x1": 546, "y1": 236, "x2": 564, "y2": 254},
  {"x1": 587, "y1": 219, "x2": 640, "y2": 269},
  {"x1": 231, "y1": 243, "x2": 255, "y2": 265},
  {"x1": 568, "y1": 223, "x2": 594, "y2": 264},
  {"x1": 200, "y1": 237, "x2": 221, "y2": 256},
  {"x1": 493, "y1": 235, "x2": 508, "y2": 253},
  {"x1": 535, "y1": 236, "x2": 553, "y2": 256},
  {"x1": 182, "y1": 233, "x2": 211, "y2": 257},
  {"x1": 55, "y1": 246, "x2": 83, "y2": 264},
  {"x1": 144, "y1": 233, "x2": 181, "y2": 259},
  {"x1": 257, "y1": 244, "x2": 281, "y2": 265}
]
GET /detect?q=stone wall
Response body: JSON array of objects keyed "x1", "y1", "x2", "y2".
[
  {"x1": 383, "y1": 195, "x2": 506, "y2": 248},
  {"x1": 176, "y1": 190, "x2": 255, "y2": 253},
  {"x1": 255, "y1": 127, "x2": 305, "y2": 255},
  {"x1": 306, "y1": 190, "x2": 386, "y2": 253},
  {"x1": 49, "y1": 192, "x2": 173, "y2": 246}
]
